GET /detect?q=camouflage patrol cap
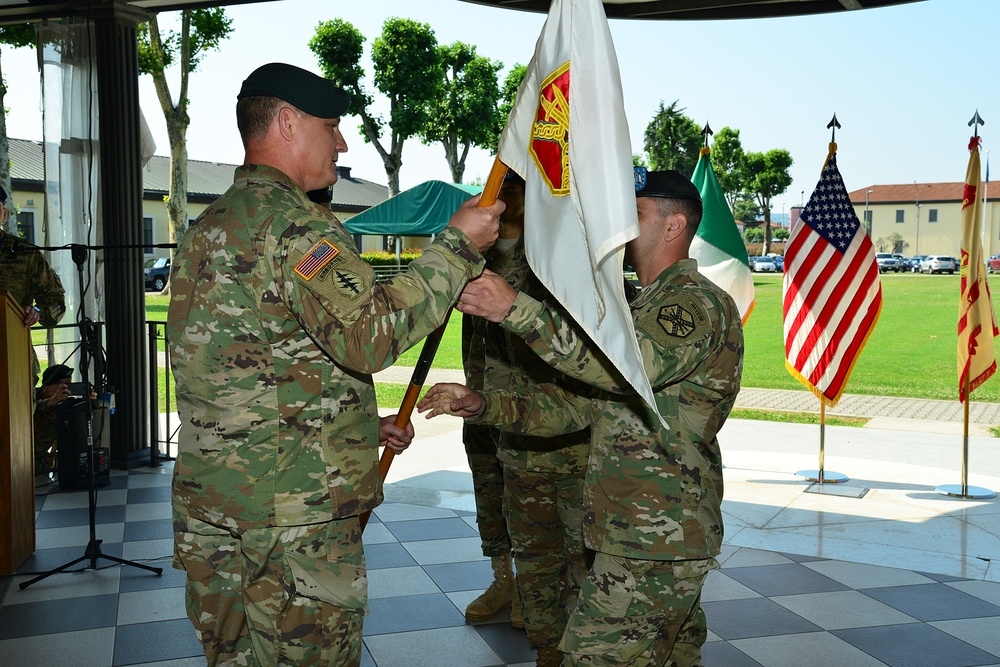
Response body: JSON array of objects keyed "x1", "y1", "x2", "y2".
[
  {"x1": 238, "y1": 63, "x2": 350, "y2": 119},
  {"x1": 633, "y1": 167, "x2": 701, "y2": 202}
]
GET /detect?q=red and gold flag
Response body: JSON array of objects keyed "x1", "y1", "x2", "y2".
[{"x1": 958, "y1": 135, "x2": 998, "y2": 402}]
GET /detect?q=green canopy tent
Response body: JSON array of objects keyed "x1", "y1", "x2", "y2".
[{"x1": 343, "y1": 180, "x2": 483, "y2": 236}]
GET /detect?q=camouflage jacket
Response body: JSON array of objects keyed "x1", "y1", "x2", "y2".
[
  {"x1": 168, "y1": 165, "x2": 484, "y2": 529},
  {"x1": 463, "y1": 238, "x2": 589, "y2": 473},
  {"x1": 0, "y1": 229, "x2": 67, "y2": 381},
  {"x1": 474, "y1": 258, "x2": 744, "y2": 560}
]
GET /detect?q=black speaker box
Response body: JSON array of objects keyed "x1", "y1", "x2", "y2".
[{"x1": 56, "y1": 398, "x2": 111, "y2": 490}]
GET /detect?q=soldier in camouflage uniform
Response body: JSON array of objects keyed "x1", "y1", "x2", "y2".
[
  {"x1": 167, "y1": 63, "x2": 503, "y2": 667},
  {"x1": 420, "y1": 169, "x2": 744, "y2": 666},
  {"x1": 464, "y1": 173, "x2": 590, "y2": 665},
  {"x1": 0, "y1": 185, "x2": 67, "y2": 388},
  {"x1": 33, "y1": 363, "x2": 74, "y2": 470}
]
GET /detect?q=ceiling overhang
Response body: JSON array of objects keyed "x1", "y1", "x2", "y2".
[{"x1": 0, "y1": 0, "x2": 923, "y2": 25}]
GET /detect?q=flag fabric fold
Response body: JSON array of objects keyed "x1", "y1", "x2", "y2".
[
  {"x1": 782, "y1": 143, "x2": 882, "y2": 408},
  {"x1": 690, "y1": 147, "x2": 755, "y2": 324},
  {"x1": 957, "y1": 135, "x2": 998, "y2": 402},
  {"x1": 496, "y1": 0, "x2": 659, "y2": 417}
]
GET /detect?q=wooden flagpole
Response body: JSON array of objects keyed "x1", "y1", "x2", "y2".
[{"x1": 360, "y1": 158, "x2": 510, "y2": 531}]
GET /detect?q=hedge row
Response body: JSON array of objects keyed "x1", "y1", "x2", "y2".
[{"x1": 360, "y1": 249, "x2": 424, "y2": 266}]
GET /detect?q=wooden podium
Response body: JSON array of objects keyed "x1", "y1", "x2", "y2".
[{"x1": 0, "y1": 290, "x2": 35, "y2": 575}]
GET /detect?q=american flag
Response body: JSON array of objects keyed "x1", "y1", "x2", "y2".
[
  {"x1": 783, "y1": 147, "x2": 882, "y2": 407},
  {"x1": 294, "y1": 240, "x2": 339, "y2": 280}
]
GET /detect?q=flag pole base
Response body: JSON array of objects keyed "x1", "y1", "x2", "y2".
[
  {"x1": 934, "y1": 484, "x2": 996, "y2": 499},
  {"x1": 795, "y1": 469, "x2": 848, "y2": 484}
]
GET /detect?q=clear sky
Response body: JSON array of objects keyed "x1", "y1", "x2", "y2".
[{"x1": 2, "y1": 0, "x2": 997, "y2": 215}]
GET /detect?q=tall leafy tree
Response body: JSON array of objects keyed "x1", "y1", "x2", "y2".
[
  {"x1": 137, "y1": 9, "x2": 233, "y2": 258},
  {"x1": 310, "y1": 18, "x2": 441, "y2": 196},
  {"x1": 710, "y1": 126, "x2": 745, "y2": 211},
  {"x1": 743, "y1": 148, "x2": 793, "y2": 255},
  {"x1": 643, "y1": 100, "x2": 701, "y2": 177},
  {"x1": 0, "y1": 25, "x2": 35, "y2": 234},
  {"x1": 482, "y1": 62, "x2": 526, "y2": 154},
  {"x1": 421, "y1": 42, "x2": 502, "y2": 184}
]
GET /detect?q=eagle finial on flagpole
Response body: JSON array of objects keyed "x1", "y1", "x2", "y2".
[
  {"x1": 827, "y1": 114, "x2": 841, "y2": 143},
  {"x1": 969, "y1": 109, "x2": 985, "y2": 138}
]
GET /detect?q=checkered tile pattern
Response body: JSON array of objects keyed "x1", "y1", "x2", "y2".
[{"x1": 1, "y1": 465, "x2": 999, "y2": 667}]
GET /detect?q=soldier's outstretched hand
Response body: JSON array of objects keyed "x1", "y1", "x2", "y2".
[
  {"x1": 379, "y1": 415, "x2": 415, "y2": 454},
  {"x1": 456, "y1": 270, "x2": 516, "y2": 322},
  {"x1": 447, "y1": 194, "x2": 505, "y2": 251},
  {"x1": 417, "y1": 383, "x2": 485, "y2": 419}
]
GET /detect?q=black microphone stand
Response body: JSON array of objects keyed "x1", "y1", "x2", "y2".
[{"x1": 20, "y1": 244, "x2": 162, "y2": 589}]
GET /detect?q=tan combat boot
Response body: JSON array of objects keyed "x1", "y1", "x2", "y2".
[
  {"x1": 535, "y1": 646, "x2": 563, "y2": 667},
  {"x1": 465, "y1": 553, "x2": 514, "y2": 622}
]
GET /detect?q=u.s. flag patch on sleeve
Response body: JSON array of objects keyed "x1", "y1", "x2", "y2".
[{"x1": 294, "y1": 240, "x2": 340, "y2": 280}]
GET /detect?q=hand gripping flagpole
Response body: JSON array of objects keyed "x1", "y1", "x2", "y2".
[
  {"x1": 360, "y1": 158, "x2": 510, "y2": 531},
  {"x1": 795, "y1": 114, "x2": 849, "y2": 485}
]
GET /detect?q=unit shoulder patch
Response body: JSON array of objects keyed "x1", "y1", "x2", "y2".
[{"x1": 642, "y1": 295, "x2": 712, "y2": 347}]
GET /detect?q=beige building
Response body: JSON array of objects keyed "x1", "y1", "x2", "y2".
[
  {"x1": 7, "y1": 137, "x2": 390, "y2": 260},
  {"x1": 849, "y1": 182, "x2": 1000, "y2": 258}
]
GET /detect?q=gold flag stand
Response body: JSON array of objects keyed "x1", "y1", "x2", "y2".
[
  {"x1": 795, "y1": 401, "x2": 848, "y2": 484},
  {"x1": 936, "y1": 376, "x2": 996, "y2": 499}
]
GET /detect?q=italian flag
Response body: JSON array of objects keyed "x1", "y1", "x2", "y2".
[{"x1": 690, "y1": 148, "x2": 755, "y2": 324}]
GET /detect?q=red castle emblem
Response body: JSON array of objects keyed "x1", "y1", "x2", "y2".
[{"x1": 529, "y1": 62, "x2": 570, "y2": 197}]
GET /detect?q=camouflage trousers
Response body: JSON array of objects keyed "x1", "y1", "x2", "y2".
[
  {"x1": 503, "y1": 465, "x2": 586, "y2": 649},
  {"x1": 560, "y1": 552, "x2": 717, "y2": 667},
  {"x1": 173, "y1": 513, "x2": 367, "y2": 667},
  {"x1": 464, "y1": 423, "x2": 511, "y2": 556}
]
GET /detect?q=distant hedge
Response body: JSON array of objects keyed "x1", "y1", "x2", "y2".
[{"x1": 360, "y1": 249, "x2": 424, "y2": 266}]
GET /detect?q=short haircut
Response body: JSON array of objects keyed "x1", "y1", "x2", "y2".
[
  {"x1": 652, "y1": 196, "x2": 703, "y2": 239},
  {"x1": 236, "y1": 95, "x2": 285, "y2": 148}
]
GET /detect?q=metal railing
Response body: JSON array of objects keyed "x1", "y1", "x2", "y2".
[{"x1": 147, "y1": 320, "x2": 178, "y2": 464}]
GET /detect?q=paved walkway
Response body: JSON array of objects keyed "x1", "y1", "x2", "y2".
[{"x1": 373, "y1": 366, "x2": 1000, "y2": 434}]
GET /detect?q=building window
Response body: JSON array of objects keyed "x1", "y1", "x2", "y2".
[
  {"x1": 895, "y1": 210, "x2": 905, "y2": 223},
  {"x1": 143, "y1": 216, "x2": 154, "y2": 254},
  {"x1": 16, "y1": 210, "x2": 35, "y2": 245},
  {"x1": 928, "y1": 208, "x2": 938, "y2": 223},
  {"x1": 864, "y1": 210, "x2": 872, "y2": 224}
]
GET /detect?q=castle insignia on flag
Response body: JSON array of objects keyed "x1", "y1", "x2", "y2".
[
  {"x1": 294, "y1": 240, "x2": 340, "y2": 280},
  {"x1": 529, "y1": 61, "x2": 570, "y2": 197}
]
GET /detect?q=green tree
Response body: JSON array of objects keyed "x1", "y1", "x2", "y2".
[
  {"x1": 773, "y1": 227, "x2": 790, "y2": 242},
  {"x1": 310, "y1": 18, "x2": 441, "y2": 196},
  {"x1": 0, "y1": 24, "x2": 35, "y2": 234},
  {"x1": 484, "y1": 63, "x2": 526, "y2": 154},
  {"x1": 743, "y1": 227, "x2": 764, "y2": 244},
  {"x1": 733, "y1": 196, "x2": 760, "y2": 225},
  {"x1": 137, "y1": 9, "x2": 233, "y2": 260},
  {"x1": 632, "y1": 153, "x2": 648, "y2": 167},
  {"x1": 743, "y1": 148, "x2": 793, "y2": 255},
  {"x1": 710, "y1": 126, "x2": 745, "y2": 211},
  {"x1": 421, "y1": 42, "x2": 502, "y2": 184},
  {"x1": 643, "y1": 100, "x2": 701, "y2": 177}
]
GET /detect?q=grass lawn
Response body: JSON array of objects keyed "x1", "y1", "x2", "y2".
[
  {"x1": 744, "y1": 272, "x2": 1000, "y2": 402},
  {"x1": 141, "y1": 275, "x2": 1000, "y2": 414}
]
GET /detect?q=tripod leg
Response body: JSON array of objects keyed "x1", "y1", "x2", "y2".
[
  {"x1": 97, "y1": 553, "x2": 163, "y2": 575},
  {"x1": 18, "y1": 555, "x2": 89, "y2": 590}
]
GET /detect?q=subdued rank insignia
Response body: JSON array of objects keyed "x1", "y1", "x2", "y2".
[
  {"x1": 658, "y1": 304, "x2": 696, "y2": 338},
  {"x1": 294, "y1": 240, "x2": 339, "y2": 280}
]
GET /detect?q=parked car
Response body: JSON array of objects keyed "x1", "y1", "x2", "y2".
[
  {"x1": 906, "y1": 255, "x2": 928, "y2": 273},
  {"x1": 752, "y1": 257, "x2": 777, "y2": 273},
  {"x1": 875, "y1": 253, "x2": 900, "y2": 273},
  {"x1": 988, "y1": 254, "x2": 1000, "y2": 273},
  {"x1": 919, "y1": 255, "x2": 956, "y2": 274},
  {"x1": 144, "y1": 257, "x2": 170, "y2": 291},
  {"x1": 767, "y1": 254, "x2": 784, "y2": 271}
]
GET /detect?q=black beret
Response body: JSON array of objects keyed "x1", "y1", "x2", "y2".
[
  {"x1": 0, "y1": 185, "x2": 6, "y2": 203},
  {"x1": 238, "y1": 63, "x2": 350, "y2": 119},
  {"x1": 42, "y1": 364, "x2": 73, "y2": 386},
  {"x1": 634, "y1": 167, "x2": 701, "y2": 202},
  {"x1": 503, "y1": 171, "x2": 525, "y2": 186}
]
